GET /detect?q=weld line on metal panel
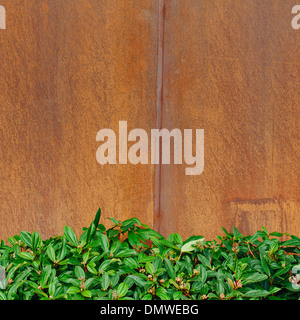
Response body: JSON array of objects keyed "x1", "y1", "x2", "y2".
[{"x1": 153, "y1": 0, "x2": 165, "y2": 233}]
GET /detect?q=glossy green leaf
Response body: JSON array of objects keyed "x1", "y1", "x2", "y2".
[
  {"x1": 20, "y1": 231, "x2": 32, "y2": 248},
  {"x1": 47, "y1": 246, "x2": 56, "y2": 263},
  {"x1": 117, "y1": 282, "x2": 129, "y2": 298},
  {"x1": 81, "y1": 290, "x2": 92, "y2": 298},
  {"x1": 181, "y1": 238, "x2": 203, "y2": 253},
  {"x1": 63, "y1": 226, "x2": 78, "y2": 247},
  {"x1": 19, "y1": 252, "x2": 34, "y2": 261},
  {"x1": 75, "y1": 266, "x2": 85, "y2": 281}
]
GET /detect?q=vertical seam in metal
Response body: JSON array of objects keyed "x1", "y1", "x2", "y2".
[{"x1": 154, "y1": 0, "x2": 165, "y2": 233}]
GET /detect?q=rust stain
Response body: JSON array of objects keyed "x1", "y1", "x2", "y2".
[
  {"x1": 230, "y1": 198, "x2": 277, "y2": 205},
  {"x1": 230, "y1": 198, "x2": 300, "y2": 237}
]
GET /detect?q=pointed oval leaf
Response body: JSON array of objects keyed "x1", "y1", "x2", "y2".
[
  {"x1": 63, "y1": 226, "x2": 78, "y2": 247},
  {"x1": 47, "y1": 246, "x2": 56, "y2": 263},
  {"x1": 117, "y1": 282, "x2": 129, "y2": 298}
]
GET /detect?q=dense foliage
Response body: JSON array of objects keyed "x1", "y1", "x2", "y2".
[{"x1": 0, "y1": 209, "x2": 299, "y2": 300}]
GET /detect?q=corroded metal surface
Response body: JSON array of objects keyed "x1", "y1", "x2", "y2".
[
  {"x1": 0, "y1": 0, "x2": 159, "y2": 239},
  {"x1": 158, "y1": 0, "x2": 300, "y2": 239},
  {"x1": 0, "y1": 1, "x2": 299, "y2": 241}
]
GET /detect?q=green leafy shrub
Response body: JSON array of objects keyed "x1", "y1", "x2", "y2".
[{"x1": 0, "y1": 209, "x2": 299, "y2": 300}]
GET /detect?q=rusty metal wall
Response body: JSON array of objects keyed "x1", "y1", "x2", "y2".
[
  {"x1": 0, "y1": 0, "x2": 299, "y2": 241},
  {"x1": 158, "y1": 0, "x2": 300, "y2": 239},
  {"x1": 0, "y1": 0, "x2": 159, "y2": 240}
]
